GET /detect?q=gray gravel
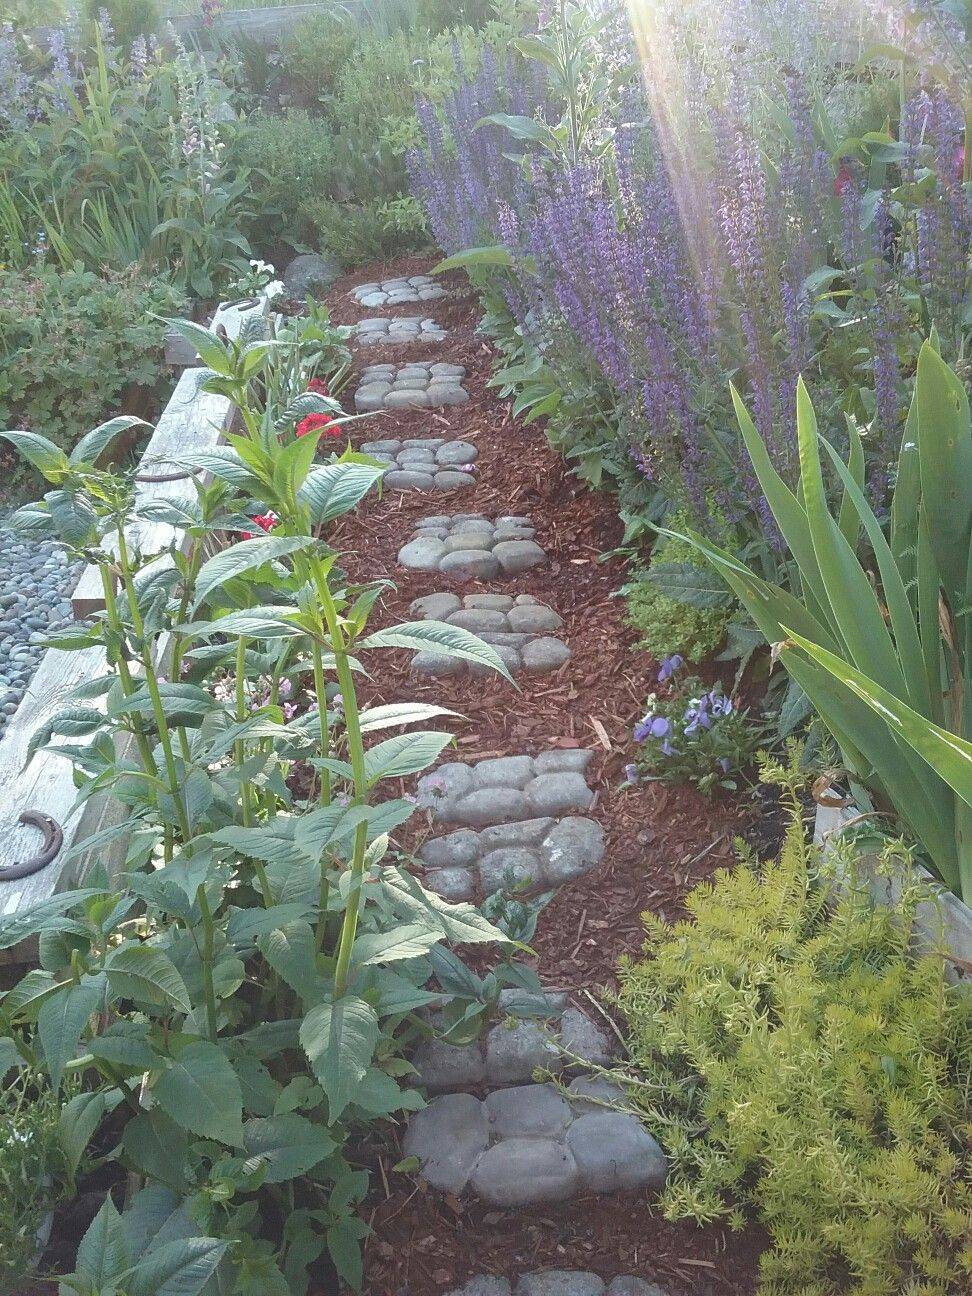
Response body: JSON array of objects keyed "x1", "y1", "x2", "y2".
[{"x1": 0, "y1": 520, "x2": 82, "y2": 737}]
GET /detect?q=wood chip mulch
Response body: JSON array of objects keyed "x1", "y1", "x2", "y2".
[{"x1": 315, "y1": 255, "x2": 769, "y2": 1296}]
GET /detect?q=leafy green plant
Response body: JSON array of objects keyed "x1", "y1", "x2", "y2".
[
  {"x1": 675, "y1": 343, "x2": 972, "y2": 902},
  {"x1": 0, "y1": 313, "x2": 516, "y2": 1290},
  {"x1": 623, "y1": 531, "x2": 733, "y2": 665},
  {"x1": 0, "y1": 264, "x2": 183, "y2": 472},
  {"x1": 0, "y1": 1056, "x2": 73, "y2": 1292},
  {"x1": 616, "y1": 755, "x2": 972, "y2": 1296}
]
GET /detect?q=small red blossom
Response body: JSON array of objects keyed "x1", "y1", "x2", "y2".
[
  {"x1": 241, "y1": 511, "x2": 278, "y2": 540},
  {"x1": 834, "y1": 160, "x2": 854, "y2": 197},
  {"x1": 307, "y1": 377, "x2": 330, "y2": 396},
  {"x1": 296, "y1": 411, "x2": 341, "y2": 439}
]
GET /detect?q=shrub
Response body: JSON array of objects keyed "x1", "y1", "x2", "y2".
[
  {"x1": 84, "y1": 0, "x2": 161, "y2": 47},
  {"x1": 616, "y1": 759, "x2": 972, "y2": 1296},
  {"x1": 624, "y1": 531, "x2": 732, "y2": 664},
  {"x1": 0, "y1": 264, "x2": 184, "y2": 459}
]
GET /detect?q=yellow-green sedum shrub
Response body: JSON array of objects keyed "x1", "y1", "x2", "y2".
[{"x1": 616, "y1": 759, "x2": 972, "y2": 1296}]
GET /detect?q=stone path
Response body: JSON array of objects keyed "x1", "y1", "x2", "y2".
[
  {"x1": 362, "y1": 437, "x2": 478, "y2": 491},
  {"x1": 355, "y1": 316, "x2": 447, "y2": 345},
  {"x1": 355, "y1": 362, "x2": 468, "y2": 411},
  {"x1": 409, "y1": 592, "x2": 569, "y2": 677},
  {"x1": 403, "y1": 1079, "x2": 667, "y2": 1205},
  {"x1": 448, "y1": 1276, "x2": 669, "y2": 1296},
  {"x1": 398, "y1": 514, "x2": 546, "y2": 578},
  {"x1": 352, "y1": 275, "x2": 447, "y2": 307},
  {"x1": 0, "y1": 520, "x2": 82, "y2": 736}
]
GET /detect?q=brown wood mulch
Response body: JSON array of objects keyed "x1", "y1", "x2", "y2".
[{"x1": 312, "y1": 255, "x2": 768, "y2": 1296}]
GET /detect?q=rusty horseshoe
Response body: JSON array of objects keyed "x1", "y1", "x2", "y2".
[{"x1": 0, "y1": 811, "x2": 64, "y2": 882}]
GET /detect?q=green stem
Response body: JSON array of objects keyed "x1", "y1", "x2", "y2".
[
  {"x1": 235, "y1": 636, "x2": 253, "y2": 828},
  {"x1": 196, "y1": 882, "x2": 219, "y2": 1040},
  {"x1": 116, "y1": 527, "x2": 192, "y2": 843},
  {"x1": 311, "y1": 640, "x2": 332, "y2": 806},
  {"x1": 99, "y1": 564, "x2": 158, "y2": 778}
]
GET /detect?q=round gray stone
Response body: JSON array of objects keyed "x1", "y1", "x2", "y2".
[
  {"x1": 428, "y1": 384, "x2": 470, "y2": 406},
  {"x1": 541, "y1": 817, "x2": 605, "y2": 884},
  {"x1": 522, "y1": 637, "x2": 571, "y2": 674},
  {"x1": 355, "y1": 384, "x2": 392, "y2": 412},
  {"x1": 565, "y1": 1112, "x2": 668, "y2": 1192},
  {"x1": 435, "y1": 470, "x2": 477, "y2": 490},
  {"x1": 493, "y1": 540, "x2": 546, "y2": 575},
  {"x1": 485, "y1": 1083, "x2": 572, "y2": 1138},
  {"x1": 479, "y1": 847, "x2": 542, "y2": 893},
  {"x1": 470, "y1": 1139, "x2": 579, "y2": 1206},
  {"x1": 430, "y1": 362, "x2": 466, "y2": 377},
  {"x1": 444, "y1": 533, "x2": 494, "y2": 554},
  {"x1": 559, "y1": 1008, "x2": 614, "y2": 1067},
  {"x1": 567, "y1": 1075, "x2": 628, "y2": 1115},
  {"x1": 282, "y1": 252, "x2": 339, "y2": 297},
  {"x1": 466, "y1": 594, "x2": 515, "y2": 611},
  {"x1": 419, "y1": 761, "x2": 473, "y2": 805},
  {"x1": 412, "y1": 651, "x2": 466, "y2": 678},
  {"x1": 516, "y1": 1276, "x2": 605, "y2": 1296},
  {"x1": 440, "y1": 550, "x2": 501, "y2": 580},
  {"x1": 404, "y1": 1093, "x2": 489, "y2": 1193},
  {"x1": 413, "y1": 1037, "x2": 486, "y2": 1091},
  {"x1": 470, "y1": 755, "x2": 536, "y2": 788},
  {"x1": 508, "y1": 604, "x2": 563, "y2": 634},
  {"x1": 411, "y1": 592, "x2": 462, "y2": 619},
  {"x1": 399, "y1": 537, "x2": 447, "y2": 570},
  {"x1": 449, "y1": 787, "x2": 528, "y2": 827},
  {"x1": 605, "y1": 1280, "x2": 670, "y2": 1296},
  {"x1": 535, "y1": 749, "x2": 593, "y2": 773},
  {"x1": 385, "y1": 470, "x2": 435, "y2": 490},
  {"x1": 361, "y1": 438, "x2": 402, "y2": 453},
  {"x1": 424, "y1": 866, "x2": 476, "y2": 903},
  {"x1": 525, "y1": 772, "x2": 594, "y2": 817},
  {"x1": 386, "y1": 389, "x2": 431, "y2": 409},
  {"x1": 485, "y1": 1019, "x2": 562, "y2": 1084},
  {"x1": 480, "y1": 818, "x2": 554, "y2": 849},
  {"x1": 436, "y1": 440, "x2": 478, "y2": 466},
  {"x1": 448, "y1": 1281, "x2": 513, "y2": 1296},
  {"x1": 448, "y1": 607, "x2": 512, "y2": 635},
  {"x1": 420, "y1": 828, "x2": 481, "y2": 868}
]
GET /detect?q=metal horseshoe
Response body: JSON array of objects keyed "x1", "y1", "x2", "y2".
[{"x1": 0, "y1": 811, "x2": 64, "y2": 882}]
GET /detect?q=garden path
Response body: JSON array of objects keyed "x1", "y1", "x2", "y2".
[{"x1": 320, "y1": 259, "x2": 767, "y2": 1295}]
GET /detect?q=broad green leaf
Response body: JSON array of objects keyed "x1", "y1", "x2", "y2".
[
  {"x1": 71, "y1": 415, "x2": 149, "y2": 466},
  {"x1": 154, "y1": 1040, "x2": 245, "y2": 1146},
  {"x1": 181, "y1": 606, "x2": 306, "y2": 641},
  {"x1": 380, "y1": 869, "x2": 510, "y2": 946},
  {"x1": 242, "y1": 1114, "x2": 335, "y2": 1182},
  {"x1": 58, "y1": 1091, "x2": 109, "y2": 1176},
  {"x1": 0, "y1": 1036, "x2": 23, "y2": 1080},
  {"x1": 363, "y1": 730, "x2": 454, "y2": 784},
  {"x1": 38, "y1": 974, "x2": 104, "y2": 1090},
  {"x1": 0, "y1": 429, "x2": 69, "y2": 479},
  {"x1": 639, "y1": 560, "x2": 733, "y2": 609},
  {"x1": 433, "y1": 244, "x2": 516, "y2": 274},
  {"x1": 125, "y1": 1237, "x2": 229, "y2": 1296},
  {"x1": 160, "y1": 317, "x2": 233, "y2": 374},
  {"x1": 257, "y1": 921, "x2": 323, "y2": 1002},
  {"x1": 76, "y1": 1194, "x2": 129, "y2": 1288},
  {"x1": 179, "y1": 446, "x2": 264, "y2": 491},
  {"x1": 357, "y1": 702, "x2": 461, "y2": 733},
  {"x1": 300, "y1": 996, "x2": 379, "y2": 1123},
  {"x1": 915, "y1": 340, "x2": 972, "y2": 601},
  {"x1": 192, "y1": 534, "x2": 315, "y2": 611},
  {"x1": 360, "y1": 620, "x2": 515, "y2": 682},
  {"x1": 2, "y1": 968, "x2": 61, "y2": 1019},
  {"x1": 105, "y1": 944, "x2": 192, "y2": 1014},
  {"x1": 122, "y1": 1111, "x2": 191, "y2": 1192},
  {"x1": 351, "y1": 923, "x2": 442, "y2": 967},
  {"x1": 298, "y1": 462, "x2": 385, "y2": 526}
]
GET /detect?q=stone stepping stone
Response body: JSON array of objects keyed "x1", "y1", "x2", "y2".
[
  {"x1": 447, "y1": 1276, "x2": 670, "y2": 1296},
  {"x1": 414, "y1": 750, "x2": 602, "y2": 900},
  {"x1": 361, "y1": 437, "x2": 477, "y2": 491},
  {"x1": 403, "y1": 1079, "x2": 667, "y2": 1206},
  {"x1": 414, "y1": 993, "x2": 616, "y2": 1091},
  {"x1": 398, "y1": 514, "x2": 546, "y2": 579},
  {"x1": 355, "y1": 362, "x2": 468, "y2": 411},
  {"x1": 408, "y1": 592, "x2": 570, "y2": 677},
  {"x1": 352, "y1": 276, "x2": 448, "y2": 308},
  {"x1": 355, "y1": 316, "x2": 447, "y2": 346}
]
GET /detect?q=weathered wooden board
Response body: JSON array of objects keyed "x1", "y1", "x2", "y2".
[{"x1": 169, "y1": 5, "x2": 333, "y2": 45}]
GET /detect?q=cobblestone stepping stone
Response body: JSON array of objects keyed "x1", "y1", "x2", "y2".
[
  {"x1": 408, "y1": 592, "x2": 570, "y2": 677},
  {"x1": 355, "y1": 362, "x2": 468, "y2": 411},
  {"x1": 413, "y1": 751, "x2": 602, "y2": 900},
  {"x1": 403, "y1": 1078, "x2": 667, "y2": 1206},
  {"x1": 355, "y1": 316, "x2": 447, "y2": 345},
  {"x1": 398, "y1": 514, "x2": 546, "y2": 579},
  {"x1": 352, "y1": 275, "x2": 448, "y2": 308},
  {"x1": 361, "y1": 437, "x2": 478, "y2": 491},
  {"x1": 414, "y1": 994, "x2": 616, "y2": 1090},
  {"x1": 0, "y1": 520, "x2": 83, "y2": 737},
  {"x1": 447, "y1": 1276, "x2": 670, "y2": 1296}
]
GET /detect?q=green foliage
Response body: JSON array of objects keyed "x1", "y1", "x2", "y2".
[
  {"x1": 0, "y1": 1064, "x2": 72, "y2": 1292},
  {"x1": 0, "y1": 264, "x2": 183, "y2": 465},
  {"x1": 624, "y1": 532, "x2": 733, "y2": 664},
  {"x1": 0, "y1": 310, "x2": 520, "y2": 1290},
  {"x1": 616, "y1": 761, "x2": 972, "y2": 1296},
  {"x1": 84, "y1": 0, "x2": 162, "y2": 47},
  {"x1": 677, "y1": 347, "x2": 972, "y2": 901}
]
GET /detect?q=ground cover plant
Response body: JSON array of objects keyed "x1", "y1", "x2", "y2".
[
  {"x1": 0, "y1": 311, "x2": 524, "y2": 1291},
  {"x1": 617, "y1": 755, "x2": 972, "y2": 1296}
]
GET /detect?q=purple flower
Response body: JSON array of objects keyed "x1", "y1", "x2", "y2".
[
  {"x1": 658, "y1": 654, "x2": 684, "y2": 683},
  {"x1": 634, "y1": 713, "x2": 670, "y2": 742},
  {"x1": 623, "y1": 763, "x2": 639, "y2": 784},
  {"x1": 278, "y1": 678, "x2": 293, "y2": 700}
]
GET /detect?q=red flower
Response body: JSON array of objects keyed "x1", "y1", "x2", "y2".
[
  {"x1": 834, "y1": 159, "x2": 854, "y2": 197},
  {"x1": 307, "y1": 377, "x2": 330, "y2": 396},
  {"x1": 296, "y1": 411, "x2": 341, "y2": 439},
  {"x1": 241, "y1": 511, "x2": 278, "y2": 540}
]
